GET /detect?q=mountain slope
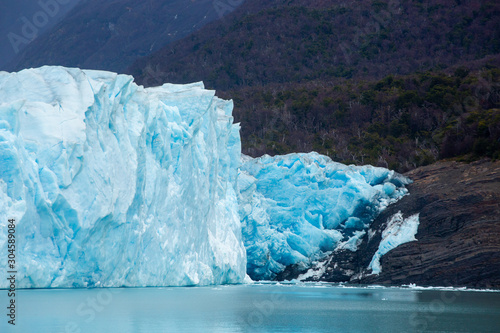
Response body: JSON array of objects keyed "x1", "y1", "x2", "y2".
[
  {"x1": 230, "y1": 66, "x2": 500, "y2": 172},
  {"x1": 12, "y1": 0, "x2": 242, "y2": 73},
  {"x1": 127, "y1": 0, "x2": 500, "y2": 172},
  {"x1": 129, "y1": 0, "x2": 499, "y2": 89},
  {"x1": 0, "y1": 0, "x2": 81, "y2": 70}
]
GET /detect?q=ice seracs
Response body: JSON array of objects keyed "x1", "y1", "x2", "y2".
[
  {"x1": 0, "y1": 66, "x2": 246, "y2": 288},
  {"x1": 238, "y1": 153, "x2": 411, "y2": 280}
]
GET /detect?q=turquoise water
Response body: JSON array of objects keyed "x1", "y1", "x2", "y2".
[{"x1": 2, "y1": 283, "x2": 500, "y2": 332}]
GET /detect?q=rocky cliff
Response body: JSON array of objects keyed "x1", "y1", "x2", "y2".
[{"x1": 277, "y1": 159, "x2": 500, "y2": 288}]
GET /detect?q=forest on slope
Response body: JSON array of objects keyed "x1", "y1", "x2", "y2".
[
  {"x1": 226, "y1": 66, "x2": 500, "y2": 172},
  {"x1": 128, "y1": 0, "x2": 500, "y2": 172}
]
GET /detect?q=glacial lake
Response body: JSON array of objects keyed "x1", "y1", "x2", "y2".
[{"x1": 2, "y1": 283, "x2": 500, "y2": 333}]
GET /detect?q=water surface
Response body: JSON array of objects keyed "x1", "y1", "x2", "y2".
[{"x1": 2, "y1": 283, "x2": 500, "y2": 332}]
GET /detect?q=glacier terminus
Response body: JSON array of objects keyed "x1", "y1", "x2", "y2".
[
  {"x1": 0, "y1": 67, "x2": 412, "y2": 288},
  {"x1": 0, "y1": 66, "x2": 245, "y2": 288},
  {"x1": 239, "y1": 153, "x2": 411, "y2": 280}
]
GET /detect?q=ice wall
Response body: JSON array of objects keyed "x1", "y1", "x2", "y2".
[
  {"x1": 0, "y1": 66, "x2": 246, "y2": 288},
  {"x1": 238, "y1": 153, "x2": 410, "y2": 280}
]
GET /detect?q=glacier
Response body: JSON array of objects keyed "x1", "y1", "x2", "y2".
[
  {"x1": 238, "y1": 153, "x2": 410, "y2": 280},
  {"x1": 0, "y1": 66, "x2": 412, "y2": 288},
  {"x1": 0, "y1": 66, "x2": 246, "y2": 288}
]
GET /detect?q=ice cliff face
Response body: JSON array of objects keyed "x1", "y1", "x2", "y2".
[
  {"x1": 0, "y1": 66, "x2": 412, "y2": 288},
  {"x1": 238, "y1": 153, "x2": 410, "y2": 280},
  {"x1": 0, "y1": 66, "x2": 246, "y2": 288}
]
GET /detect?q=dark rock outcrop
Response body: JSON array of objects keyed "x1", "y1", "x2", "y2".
[{"x1": 278, "y1": 159, "x2": 500, "y2": 288}]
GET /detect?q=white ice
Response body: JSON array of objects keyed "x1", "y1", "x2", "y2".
[{"x1": 368, "y1": 211, "x2": 420, "y2": 275}]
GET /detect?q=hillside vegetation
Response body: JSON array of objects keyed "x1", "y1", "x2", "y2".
[
  {"x1": 128, "y1": 0, "x2": 500, "y2": 172},
  {"x1": 225, "y1": 67, "x2": 500, "y2": 172}
]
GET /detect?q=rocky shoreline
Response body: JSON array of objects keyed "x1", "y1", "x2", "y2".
[{"x1": 277, "y1": 159, "x2": 500, "y2": 289}]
